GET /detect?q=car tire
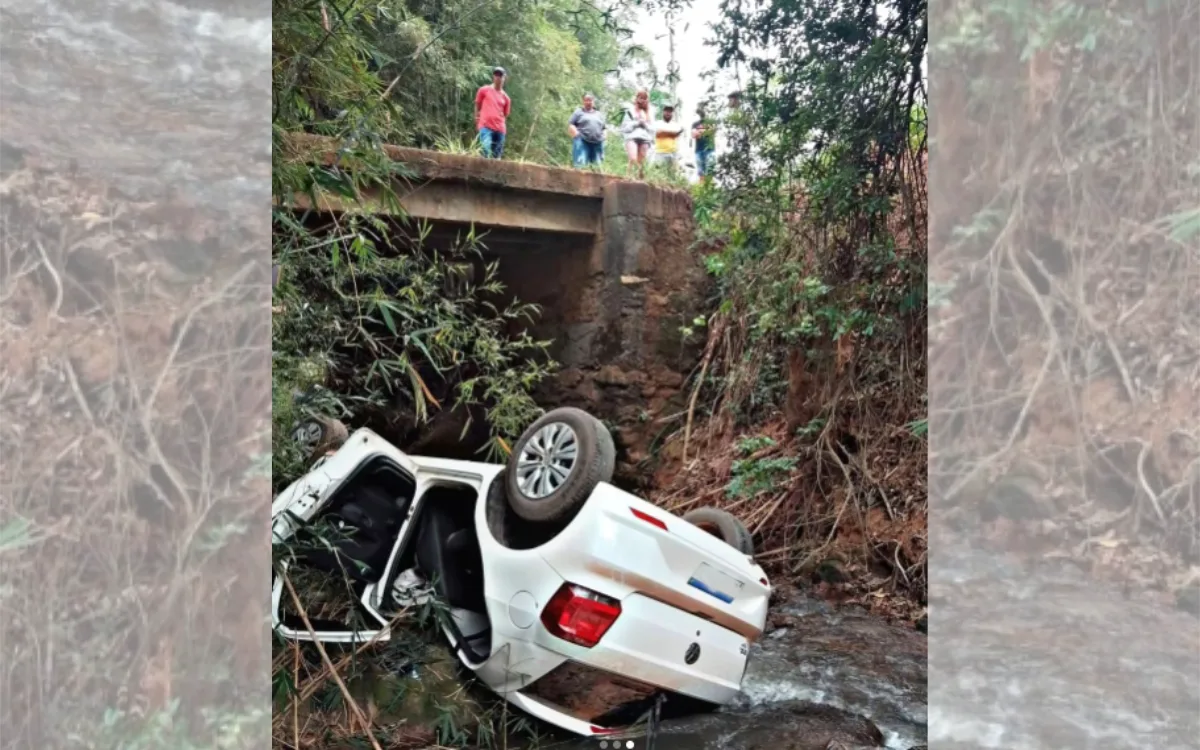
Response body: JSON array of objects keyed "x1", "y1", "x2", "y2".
[
  {"x1": 292, "y1": 415, "x2": 349, "y2": 462},
  {"x1": 591, "y1": 415, "x2": 617, "y2": 486},
  {"x1": 682, "y1": 507, "x2": 755, "y2": 556},
  {"x1": 505, "y1": 407, "x2": 615, "y2": 523}
]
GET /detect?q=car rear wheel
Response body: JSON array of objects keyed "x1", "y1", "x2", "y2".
[
  {"x1": 505, "y1": 407, "x2": 615, "y2": 523},
  {"x1": 292, "y1": 415, "x2": 348, "y2": 462},
  {"x1": 682, "y1": 507, "x2": 755, "y2": 556}
]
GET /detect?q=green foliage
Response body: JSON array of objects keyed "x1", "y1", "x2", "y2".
[
  {"x1": 905, "y1": 418, "x2": 928, "y2": 438},
  {"x1": 272, "y1": 218, "x2": 554, "y2": 481},
  {"x1": 728, "y1": 455, "x2": 798, "y2": 499},
  {"x1": 355, "y1": 0, "x2": 625, "y2": 161},
  {"x1": 735, "y1": 435, "x2": 777, "y2": 455},
  {"x1": 794, "y1": 417, "x2": 827, "y2": 439},
  {"x1": 73, "y1": 703, "x2": 265, "y2": 750},
  {"x1": 273, "y1": 1, "x2": 565, "y2": 488},
  {"x1": 0, "y1": 517, "x2": 39, "y2": 553},
  {"x1": 1166, "y1": 206, "x2": 1200, "y2": 242},
  {"x1": 695, "y1": 0, "x2": 927, "y2": 425},
  {"x1": 726, "y1": 435, "x2": 797, "y2": 498},
  {"x1": 934, "y1": 0, "x2": 1105, "y2": 63}
]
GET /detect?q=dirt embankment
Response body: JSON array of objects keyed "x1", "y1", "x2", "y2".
[{"x1": 2, "y1": 151, "x2": 269, "y2": 744}]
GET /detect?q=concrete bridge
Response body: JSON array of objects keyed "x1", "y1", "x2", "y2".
[{"x1": 282, "y1": 134, "x2": 708, "y2": 477}]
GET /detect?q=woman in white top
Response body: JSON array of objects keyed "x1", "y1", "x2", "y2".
[{"x1": 620, "y1": 89, "x2": 654, "y2": 178}]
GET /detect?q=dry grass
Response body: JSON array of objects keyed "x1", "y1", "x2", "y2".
[
  {"x1": 929, "y1": 0, "x2": 1200, "y2": 596},
  {"x1": 648, "y1": 149, "x2": 929, "y2": 619},
  {"x1": 0, "y1": 157, "x2": 270, "y2": 746}
]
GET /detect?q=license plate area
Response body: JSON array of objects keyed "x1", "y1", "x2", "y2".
[{"x1": 687, "y1": 562, "x2": 744, "y2": 604}]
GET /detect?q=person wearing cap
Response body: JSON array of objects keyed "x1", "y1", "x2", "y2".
[
  {"x1": 652, "y1": 103, "x2": 684, "y2": 173},
  {"x1": 475, "y1": 67, "x2": 512, "y2": 159},
  {"x1": 568, "y1": 93, "x2": 606, "y2": 168}
]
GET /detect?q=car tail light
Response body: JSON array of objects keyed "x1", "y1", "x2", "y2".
[
  {"x1": 541, "y1": 584, "x2": 621, "y2": 648},
  {"x1": 630, "y1": 507, "x2": 668, "y2": 531}
]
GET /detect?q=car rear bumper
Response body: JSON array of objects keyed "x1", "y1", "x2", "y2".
[
  {"x1": 552, "y1": 592, "x2": 747, "y2": 703},
  {"x1": 494, "y1": 591, "x2": 746, "y2": 707}
]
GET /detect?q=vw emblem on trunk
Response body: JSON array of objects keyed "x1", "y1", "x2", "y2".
[{"x1": 684, "y1": 642, "x2": 701, "y2": 665}]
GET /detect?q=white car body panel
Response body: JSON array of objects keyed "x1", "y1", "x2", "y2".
[{"x1": 271, "y1": 428, "x2": 771, "y2": 735}]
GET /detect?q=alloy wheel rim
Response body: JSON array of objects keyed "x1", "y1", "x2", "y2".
[
  {"x1": 292, "y1": 421, "x2": 323, "y2": 450},
  {"x1": 516, "y1": 422, "x2": 579, "y2": 499}
]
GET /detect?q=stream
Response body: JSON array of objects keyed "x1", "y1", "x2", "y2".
[
  {"x1": 550, "y1": 524, "x2": 1200, "y2": 750},
  {"x1": 598, "y1": 597, "x2": 931, "y2": 750},
  {"x1": 0, "y1": 0, "x2": 270, "y2": 213},
  {"x1": 927, "y1": 531, "x2": 1199, "y2": 749}
]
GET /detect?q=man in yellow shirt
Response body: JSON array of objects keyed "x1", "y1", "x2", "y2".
[{"x1": 653, "y1": 104, "x2": 684, "y2": 173}]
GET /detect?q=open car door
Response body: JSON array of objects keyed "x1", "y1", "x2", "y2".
[{"x1": 271, "y1": 431, "x2": 421, "y2": 643}]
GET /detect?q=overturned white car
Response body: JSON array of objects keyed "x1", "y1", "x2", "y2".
[{"x1": 272, "y1": 407, "x2": 770, "y2": 736}]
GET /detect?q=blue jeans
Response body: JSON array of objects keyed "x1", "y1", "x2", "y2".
[
  {"x1": 479, "y1": 127, "x2": 505, "y2": 159},
  {"x1": 696, "y1": 149, "x2": 715, "y2": 176},
  {"x1": 572, "y1": 136, "x2": 604, "y2": 167}
]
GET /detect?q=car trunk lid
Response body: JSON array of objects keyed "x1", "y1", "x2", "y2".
[{"x1": 540, "y1": 485, "x2": 770, "y2": 640}]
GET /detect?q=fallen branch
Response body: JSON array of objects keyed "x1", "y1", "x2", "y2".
[{"x1": 281, "y1": 572, "x2": 385, "y2": 750}]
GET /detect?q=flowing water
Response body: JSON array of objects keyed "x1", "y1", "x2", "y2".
[
  {"x1": 928, "y1": 532, "x2": 1199, "y2": 749},
  {"x1": 0, "y1": 0, "x2": 270, "y2": 214}
]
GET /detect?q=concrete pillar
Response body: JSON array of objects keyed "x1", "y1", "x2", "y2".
[{"x1": 593, "y1": 181, "x2": 654, "y2": 366}]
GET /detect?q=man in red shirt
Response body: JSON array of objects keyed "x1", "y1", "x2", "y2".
[{"x1": 475, "y1": 67, "x2": 511, "y2": 159}]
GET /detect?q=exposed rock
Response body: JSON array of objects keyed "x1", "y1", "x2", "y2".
[
  {"x1": 574, "y1": 379, "x2": 601, "y2": 404},
  {"x1": 647, "y1": 701, "x2": 885, "y2": 750},
  {"x1": 982, "y1": 469, "x2": 1056, "y2": 522},
  {"x1": 556, "y1": 367, "x2": 584, "y2": 389},
  {"x1": 648, "y1": 394, "x2": 670, "y2": 414},
  {"x1": 595, "y1": 364, "x2": 634, "y2": 387},
  {"x1": 1175, "y1": 583, "x2": 1200, "y2": 617},
  {"x1": 650, "y1": 365, "x2": 685, "y2": 389},
  {"x1": 813, "y1": 558, "x2": 850, "y2": 584}
]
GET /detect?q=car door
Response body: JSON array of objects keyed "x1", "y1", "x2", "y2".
[{"x1": 271, "y1": 429, "x2": 420, "y2": 643}]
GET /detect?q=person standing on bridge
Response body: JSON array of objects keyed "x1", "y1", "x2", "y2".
[
  {"x1": 475, "y1": 66, "x2": 511, "y2": 159},
  {"x1": 652, "y1": 104, "x2": 684, "y2": 175},
  {"x1": 620, "y1": 88, "x2": 654, "y2": 178},
  {"x1": 568, "y1": 93, "x2": 606, "y2": 169},
  {"x1": 691, "y1": 104, "x2": 717, "y2": 180}
]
